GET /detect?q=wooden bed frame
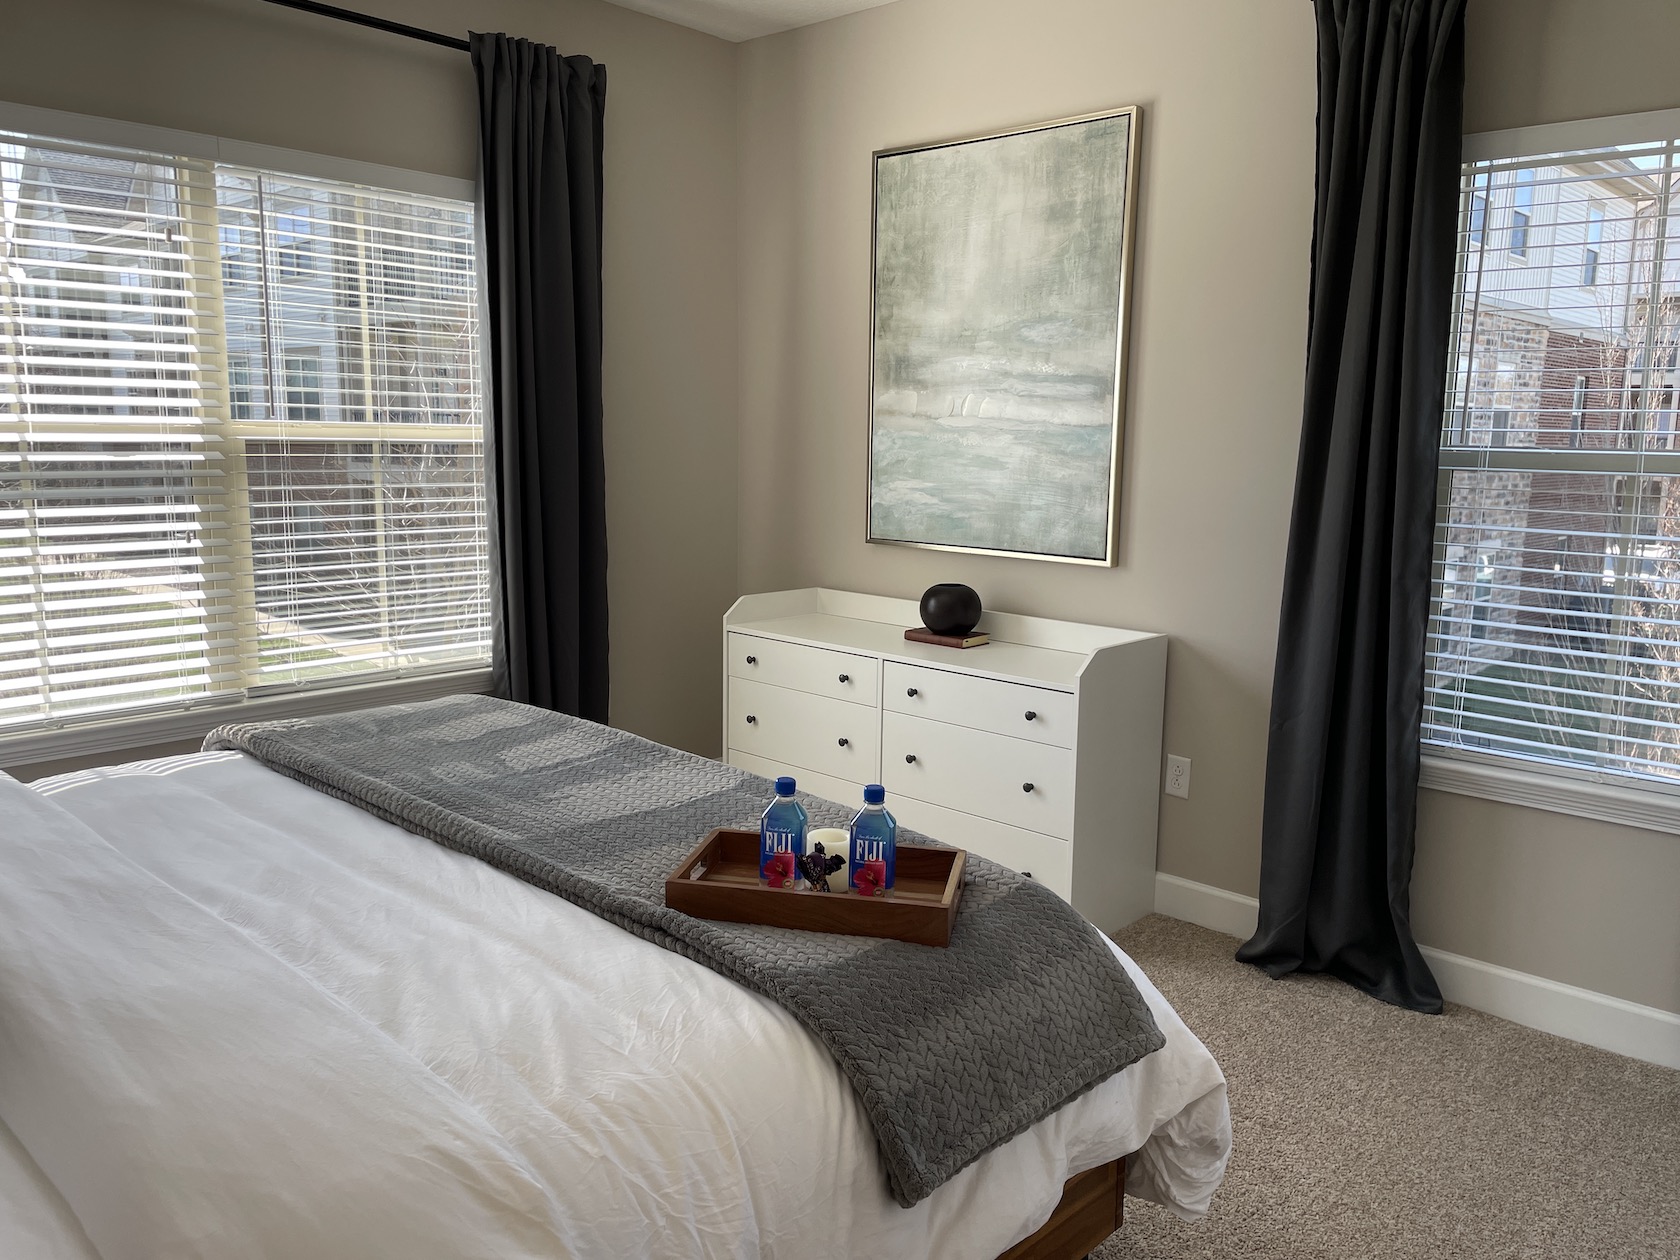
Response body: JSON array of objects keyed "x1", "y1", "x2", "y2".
[{"x1": 995, "y1": 1155, "x2": 1126, "y2": 1260}]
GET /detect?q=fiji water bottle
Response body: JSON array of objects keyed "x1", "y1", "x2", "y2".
[
  {"x1": 759, "y1": 776, "x2": 809, "y2": 887},
  {"x1": 848, "y1": 784, "x2": 897, "y2": 896}
]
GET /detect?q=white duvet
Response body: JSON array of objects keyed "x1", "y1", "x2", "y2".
[{"x1": 0, "y1": 752, "x2": 1229, "y2": 1260}]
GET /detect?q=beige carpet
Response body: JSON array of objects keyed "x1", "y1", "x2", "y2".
[{"x1": 1097, "y1": 916, "x2": 1680, "y2": 1260}]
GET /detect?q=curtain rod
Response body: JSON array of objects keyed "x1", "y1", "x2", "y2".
[{"x1": 257, "y1": 0, "x2": 471, "y2": 52}]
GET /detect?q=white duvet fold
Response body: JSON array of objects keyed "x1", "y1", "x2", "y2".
[
  {"x1": 0, "y1": 772, "x2": 575, "y2": 1260},
  {"x1": 0, "y1": 755, "x2": 1230, "y2": 1259}
]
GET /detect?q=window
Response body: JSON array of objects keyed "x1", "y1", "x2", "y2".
[
  {"x1": 273, "y1": 206, "x2": 321, "y2": 279},
  {"x1": 219, "y1": 222, "x2": 256, "y2": 285},
  {"x1": 1489, "y1": 408, "x2": 1510, "y2": 449},
  {"x1": 1470, "y1": 557, "x2": 1495, "y2": 640},
  {"x1": 282, "y1": 350, "x2": 324, "y2": 422},
  {"x1": 1570, "y1": 374, "x2": 1588, "y2": 449},
  {"x1": 1658, "y1": 387, "x2": 1678, "y2": 452},
  {"x1": 1468, "y1": 178, "x2": 1489, "y2": 247},
  {"x1": 1583, "y1": 203, "x2": 1605, "y2": 286},
  {"x1": 229, "y1": 353, "x2": 256, "y2": 421},
  {"x1": 1509, "y1": 169, "x2": 1535, "y2": 258},
  {"x1": 0, "y1": 124, "x2": 489, "y2": 739},
  {"x1": 1426, "y1": 129, "x2": 1680, "y2": 791}
]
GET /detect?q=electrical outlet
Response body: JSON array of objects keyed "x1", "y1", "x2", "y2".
[{"x1": 1164, "y1": 755, "x2": 1191, "y2": 799}]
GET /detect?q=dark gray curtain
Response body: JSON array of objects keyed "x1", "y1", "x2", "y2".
[
  {"x1": 1235, "y1": 0, "x2": 1466, "y2": 1013},
  {"x1": 471, "y1": 32, "x2": 610, "y2": 722}
]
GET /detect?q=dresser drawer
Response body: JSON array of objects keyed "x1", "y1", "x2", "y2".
[
  {"x1": 880, "y1": 711, "x2": 1073, "y2": 839},
  {"x1": 728, "y1": 677, "x2": 879, "y2": 783},
  {"x1": 887, "y1": 793, "x2": 1073, "y2": 900},
  {"x1": 727, "y1": 749, "x2": 865, "y2": 811},
  {"x1": 883, "y1": 661, "x2": 1074, "y2": 748},
  {"x1": 728, "y1": 633, "x2": 877, "y2": 706}
]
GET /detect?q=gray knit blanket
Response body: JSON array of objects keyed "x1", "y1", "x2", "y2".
[{"x1": 205, "y1": 693, "x2": 1163, "y2": 1206}]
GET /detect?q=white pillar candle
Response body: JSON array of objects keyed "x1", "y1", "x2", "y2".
[{"x1": 805, "y1": 828, "x2": 849, "y2": 892}]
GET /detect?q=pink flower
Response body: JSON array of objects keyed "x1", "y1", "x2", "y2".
[{"x1": 764, "y1": 851, "x2": 797, "y2": 887}]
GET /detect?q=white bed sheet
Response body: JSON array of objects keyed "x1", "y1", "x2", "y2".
[
  {"x1": 0, "y1": 752, "x2": 1228, "y2": 1260},
  {"x1": 0, "y1": 1120, "x2": 97, "y2": 1260}
]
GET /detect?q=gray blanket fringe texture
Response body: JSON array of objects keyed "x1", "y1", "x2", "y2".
[{"x1": 205, "y1": 693, "x2": 1163, "y2": 1206}]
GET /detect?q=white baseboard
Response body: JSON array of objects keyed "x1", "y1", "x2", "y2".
[
  {"x1": 1152, "y1": 873, "x2": 1680, "y2": 1071},
  {"x1": 1415, "y1": 948, "x2": 1680, "y2": 1071},
  {"x1": 1154, "y1": 872, "x2": 1261, "y2": 940}
]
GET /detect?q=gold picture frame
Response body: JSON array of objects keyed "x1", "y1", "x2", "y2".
[{"x1": 867, "y1": 106, "x2": 1142, "y2": 566}]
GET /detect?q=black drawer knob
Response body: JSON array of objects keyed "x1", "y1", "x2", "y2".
[
  {"x1": 745, "y1": 655, "x2": 757, "y2": 665},
  {"x1": 1022, "y1": 782, "x2": 1034, "y2": 793},
  {"x1": 905, "y1": 753, "x2": 917, "y2": 764},
  {"x1": 906, "y1": 687, "x2": 919, "y2": 697},
  {"x1": 1024, "y1": 710, "x2": 1037, "y2": 721},
  {"x1": 745, "y1": 714, "x2": 757, "y2": 724},
  {"x1": 837, "y1": 737, "x2": 849, "y2": 747},
  {"x1": 838, "y1": 673, "x2": 850, "y2": 683}
]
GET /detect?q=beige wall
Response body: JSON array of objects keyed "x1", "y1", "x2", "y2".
[
  {"x1": 736, "y1": 0, "x2": 1680, "y2": 1014},
  {"x1": 1, "y1": 0, "x2": 740, "y2": 763},
  {"x1": 738, "y1": 0, "x2": 1315, "y2": 908}
]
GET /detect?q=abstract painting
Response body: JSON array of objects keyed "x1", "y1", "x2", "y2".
[{"x1": 868, "y1": 107, "x2": 1140, "y2": 565}]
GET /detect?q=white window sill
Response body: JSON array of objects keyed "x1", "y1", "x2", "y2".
[
  {"x1": 1419, "y1": 753, "x2": 1680, "y2": 837},
  {"x1": 0, "y1": 668, "x2": 496, "y2": 775}
]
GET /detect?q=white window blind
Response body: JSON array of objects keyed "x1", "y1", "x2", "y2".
[
  {"x1": 1, "y1": 127, "x2": 489, "y2": 738},
  {"x1": 1425, "y1": 130, "x2": 1680, "y2": 787}
]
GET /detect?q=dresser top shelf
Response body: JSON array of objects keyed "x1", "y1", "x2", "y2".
[{"x1": 724, "y1": 588, "x2": 1162, "y2": 692}]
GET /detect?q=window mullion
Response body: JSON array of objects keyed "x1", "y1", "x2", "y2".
[
  {"x1": 1428, "y1": 463, "x2": 1471, "y2": 742},
  {"x1": 1599, "y1": 476, "x2": 1647, "y2": 764},
  {"x1": 180, "y1": 163, "x2": 259, "y2": 698},
  {"x1": 1621, "y1": 141, "x2": 1680, "y2": 770},
  {"x1": 349, "y1": 199, "x2": 397, "y2": 671},
  {"x1": 1458, "y1": 168, "x2": 1492, "y2": 447},
  {"x1": 0, "y1": 191, "x2": 52, "y2": 724}
]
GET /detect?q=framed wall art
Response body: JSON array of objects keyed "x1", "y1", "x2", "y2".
[{"x1": 868, "y1": 106, "x2": 1141, "y2": 566}]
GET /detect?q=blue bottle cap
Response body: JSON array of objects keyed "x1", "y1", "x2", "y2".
[
  {"x1": 863, "y1": 783, "x2": 885, "y2": 804},
  {"x1": 775, "y1": 776, "x2": 797, "y2": 795}
]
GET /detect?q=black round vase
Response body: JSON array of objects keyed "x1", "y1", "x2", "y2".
[{"x1": 919, "y1": 583, "x2": 982, "y2": 637}]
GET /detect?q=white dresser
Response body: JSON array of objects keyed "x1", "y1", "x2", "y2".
[{"x1": 722, "y1": 588, "x2": 1167, "y2": 932}]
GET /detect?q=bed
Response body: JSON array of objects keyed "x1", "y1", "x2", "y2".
[{"x1": 0, "y1": 737, "x2": 1230, "y2": 1260}]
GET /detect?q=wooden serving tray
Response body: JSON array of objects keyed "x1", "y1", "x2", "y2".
[{"x1": 664, "y1": 828, "x2": 966, "y2": 947}]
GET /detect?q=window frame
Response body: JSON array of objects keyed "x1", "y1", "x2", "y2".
[
  {"x1": 1422, "y1": 105, "x2": 1680, "y2": 837},
  {"x1": 228, "y1": 352, "x2": 257, "y2": 422},
  {"x1": 1570, "y1": 373, "x2": 1589, "y2": 449},
  {"x1": 1582, "y1": 202, "x2": 1605, "y2": 286},
  {"x1": 281, "y1": 348, "x2": 326, "y2": 423},
  {"x1": 0, "y1": 99, "x2": 492, "y2": 772},
  {"x1": 1509, "y1": 168, "x2": 1535, "y2": 259},
  {"x1": 272, "y1": 205, "x2": 321, "y2": 279},
  {"x1": 1468, "y1": 177, "x2": 1489, "y2": 247}
]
